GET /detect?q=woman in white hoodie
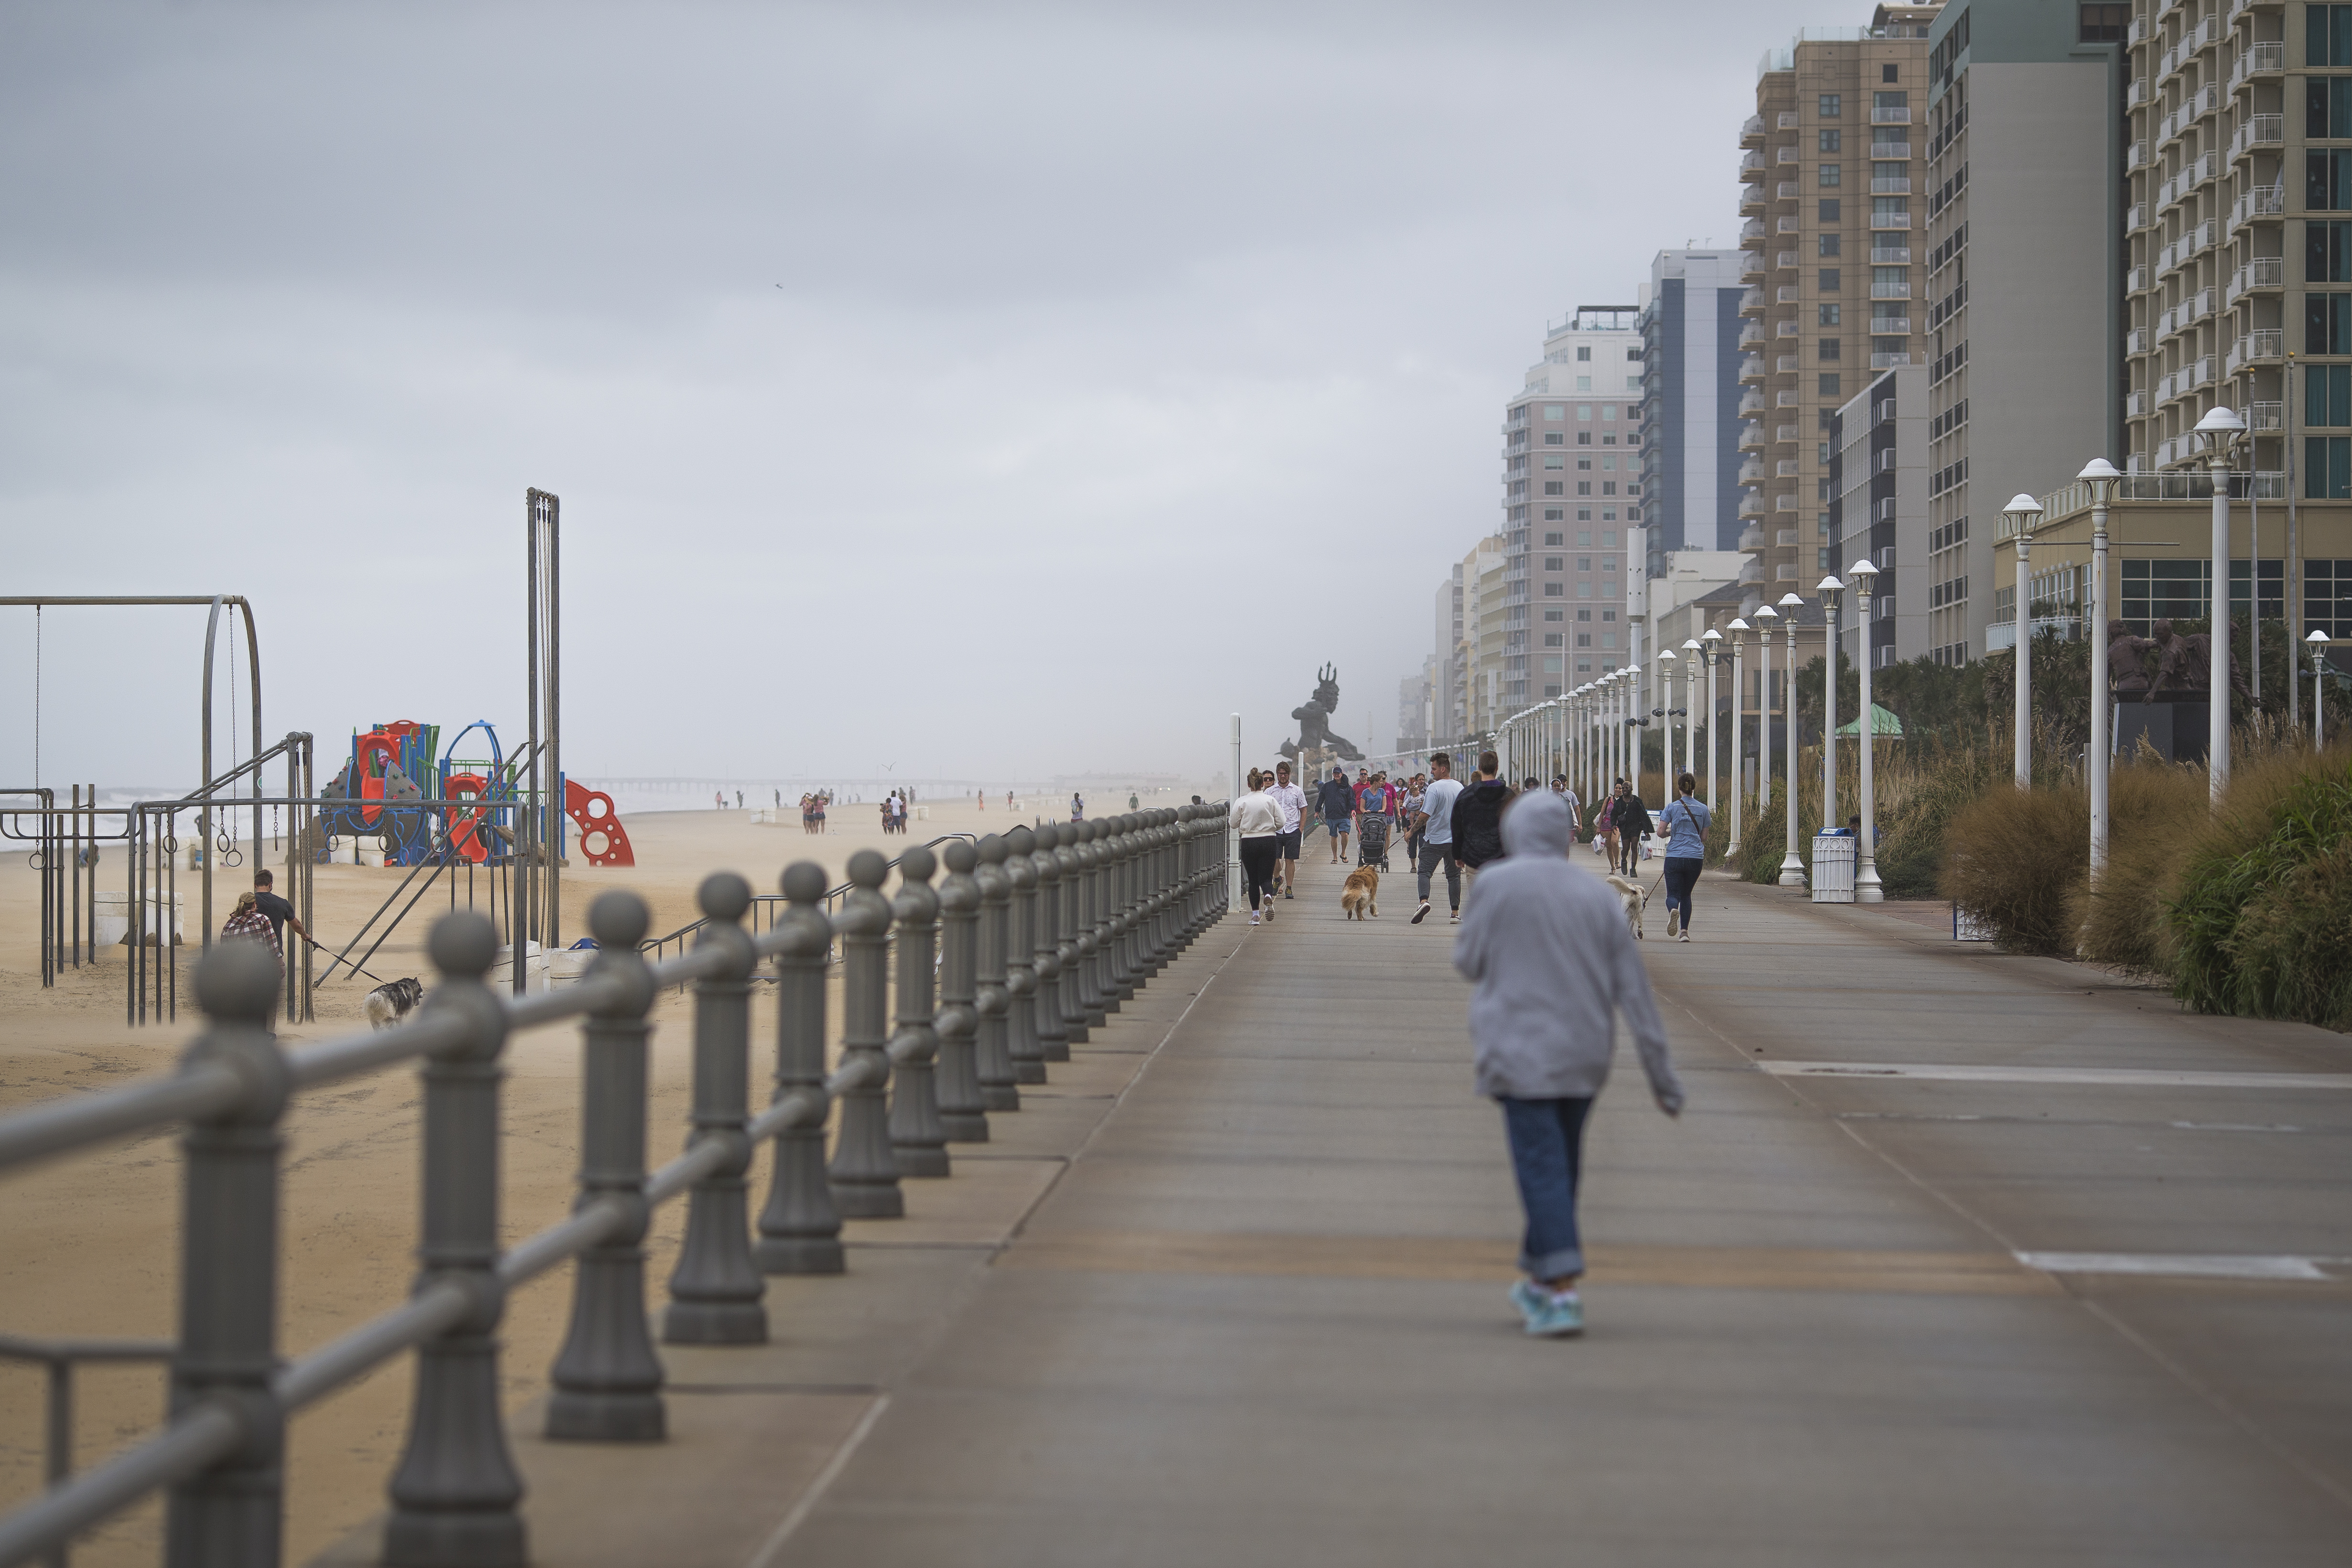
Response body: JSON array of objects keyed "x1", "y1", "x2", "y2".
[
  {"x1": 1230, "y1": 769, "x2": 1286, "y2": 925},
  {"x1": 1453, "y1": 790, "x2": 1684, "y2": 1337}
]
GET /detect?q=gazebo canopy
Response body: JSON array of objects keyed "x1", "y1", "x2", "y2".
[{"x1": 1835, "y1": 702, "x2": 1904, "y2": 740}]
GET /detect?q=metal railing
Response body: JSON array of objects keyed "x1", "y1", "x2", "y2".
[{"x1": 0, "y1": 805, "x2": 1231, "y2": 1568}]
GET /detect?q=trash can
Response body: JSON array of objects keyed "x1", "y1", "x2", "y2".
[{"x1": 1811, "y1": 829, "x2": 1856, "y2": 903}]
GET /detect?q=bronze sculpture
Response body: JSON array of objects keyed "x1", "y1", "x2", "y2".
[
  {"x1": 1281, "y1": 664, "x2": 1364, "y2": 763},
  {"x1": 2106, "y1": 619, "x2": 2155, "y2": 700}
]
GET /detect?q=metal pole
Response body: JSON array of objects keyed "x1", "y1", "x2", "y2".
[
  {"x1": 1781, "y1": 609, "x2": 1803, "y2": 886},
  {"x1": 827, "y1": 850, "x2": 904, "y2": 1217},
  {"x1": 163, "y1": 941, "x2": 287, "y2": 1567},
  {"x1": 884, "y1": 846, "x2": 949, "y2": 1178},
  {"x1": 1053, "y1": 829, "x2": 1086, "y2": 1051},
  {"x1": 2088, "y1": 475, "x2": 2114, "y2": 877},
  {"x1": 1000, "y1": 825, "x2": 1045, "y2": 1085},
  {"x1": 2016, "y1": 526, "x2": 2034, "y2": 789},
  {"x1": 2208, "y1": 440, "x2": 2233, "y2": 803},
  {"x1": 545, "y1": 891, "x2": 666, "y2": 1440},
  {"x1": 2289, "y1": 353, "x2": 2303, "y2": 732},
  {"x1": 663, "y1": 874, "x2": 768, "y2": 1343},
  {"x1": 1030, "y1": 825, "x2": 1070, "y2": 1065},
  {"x1": 1728, "y1": 628, "x2": 1745, "y2": 857},
  {"x1": 755, "y1": 862, "x2": 844, "y2": 1274},
  {"x1": 383, "y1": 912, "x2": 527, "y2": 1566},
  {"x1": 1854, "y1": 576, "x2": 1882, "y2": 902},
  {"x1": 935, "y1": 838, "x2": 991, "y2": 1139}
]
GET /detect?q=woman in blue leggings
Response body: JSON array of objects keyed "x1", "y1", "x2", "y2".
[{"x1": 1656, "y1": 771, "x2": 1711, "y2": 942}]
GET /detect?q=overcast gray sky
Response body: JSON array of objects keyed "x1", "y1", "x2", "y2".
[{"x1": 2, "y1": 0, "x2": 1840, "y2": 790}]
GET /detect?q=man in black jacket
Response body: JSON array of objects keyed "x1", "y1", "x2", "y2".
[
  {"x1": 1449, "y1": 751, "x2": 1516, "y2": 897},
  {"x1": 1610, "y1": 784, "x2": 1652, "y2": 876}
]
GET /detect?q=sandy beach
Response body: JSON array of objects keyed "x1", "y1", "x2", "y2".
[{"x1": 0, "y1": 784, "x2": 1207, "y2": 1566}]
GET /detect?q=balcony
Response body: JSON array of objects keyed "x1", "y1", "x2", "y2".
[
  {"x1": 2126, "y1": 389, "x2": 2149, "y2": 416},
  {"x1": 1740, "y1": 285, "x2": 1766, "y2": 315},
  {"x1": 1870, "y1": 246, "x2": 1911, "y2": 264},
  {"x1": 1738, "y1": 389, "x2": 1766, "y2": 418},
  {"x1": 1870, "y1": 280, "x2": 1912, "y2": 300},
  {"x1": 2127, "y1": 326, "x2": 2150, "y2": 354},
  {"x1": 1869, "y1": 315, "x2": 1912, "y2": 334},
  {"x1": 1871, "y1": 107, "x2": 1912, "y2": 125},
  {"x1": 1740, "y1": 353, "x2": 1767, "y2": 384},
  {"x1": 1739, "y1": 322, "x2": 1764, "y2": 348},
  {"x1": 1776, "y1": 180, "x2": 1801, "y2": 201},
  {"x1": 1738, "y1": 457, "x2": 1766, "y2": 485},
  {"x1": 1776, "y1": 353, "x2": 1800, "y2": 373},
  {"x1": 2246, "y1": 113, "x2": 2285, "y2": 150},
  {"x1": 2127, "y1": 201, "x2": 2149, "y2": 231},
  {"x1": 1870, "y1": 351, "x2": 1915, "y2": 368},
  {"x1": 1870, "y1": 176, "x2": 1913, "y2": 194},
  {"x1": 1776, "y1": 424, "x2": 1800, "y2": 444},
  {"x1": 1741, "y1": 113, "x2": 1767, "y2": 147},
  {"x1": 1776, "y1": 459, "x2": 1801, "y2": 478},
  {"x1": 1740, "y1": 252, "x2": 1766, "y2": 281},
  {"x1": 1737, "y1": 526, "x2": 1766, "y2": 552},
  {"x1": 2159, "y1": 307, "x2": 2177, "y2": 338},
  {"x1": 2128, "y1": 14, "x2": 2148, "y2": 44},
  {"x1": 2157, "y1": 174, "x2": 2180, "y2": 212},
  {"x1": 1869, "y1": 140, "x2": 1911, "y2": 160},
  {"x1": 2245, "y1": 40, "x2": 2286, "y2": 77},
  {"x1": 1869, "y1": 211, "x2": 1913, "y2": 230},
  {"x1": 1775, "y1": 389, "x2": 1799, "y2": 407},
  {"x1": 1775, "y1": 320, "x2": 1800, "y2": 337},
  {"x1": 2127, "y1": 265, "x2": 2150, "y2": 293},
  {"x1": 1740, "y1": 149, "x2": 1766, "y2": 176},
  {"x1": 1776, "y1": 146, "x2": 1799, "y2": 165},
  {"x1": 1738, "y1": 491, "x2": 1766, "y2": 518},
  {"x1": 2127, "y1": 78, "x2": 2149, "y2": 109},
  {"x1": 2158, "y1": 241, "x2": 2179, "y2": 275},
  {"x1": 2250, "y1": 400, "x2": 2283, "y2": 430},
  {"x1": 1774, "y1": 494, "x2": 1800, "y2": 511},
  {"x1": 2246, "y1": 255, "x2": 2284, "y2": 289},
  {"x1": 2126, "y1": 140, "x2": 2148, "y2": 171},
  {"x1": 1739, "y1": 420, "x2": 1766, "y2": 451},
  {"x1": 1778, "y1": 111, "x2": 1800, "y2": 130},
  {"x1": 2190, "y1": 150, "x2": 2219, "y2": 187},
  {"x1": 1741, "y1": 185, "x2": 1768, "y2": 216},
  {"x1": 2244, "y1": 327, "x2": 2284, "y2": 363},
  {"x1": 1740, "y1": 216, "x2": 1767, "y2": 245},
  {"x1": 2191, "y1": 85, "x2": 2220, "y2": 118},
  {"x1": 1776, "y1": 249, "x2": 1800, "y2": 269},
  {"x1": 2191, "y1": 354, "x2": 2216, "y2": 388},
  {"x1": 1777, "y1": 215, "x2": 1802, "y2": 233},
  {"x1": 1776, "y1": 284, "x2": 1800, "y2": 303}
]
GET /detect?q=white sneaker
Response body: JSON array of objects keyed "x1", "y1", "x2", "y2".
[{"x1": 1249, "y1": 910, "x2": 1261, "y2": 925}]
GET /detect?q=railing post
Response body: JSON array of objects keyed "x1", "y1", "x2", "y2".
[
  {"x1": 827, "y1": 849, "x2": 903, "y2": 1216},
  {"x1": 1074, "y1": 823, "x2": 1106, "y2": 1030},
  {"x1": 384, "y1": 911, "x2": 526, "y2": 1567},
  {"x1": 885, "y1": 846, "x2": 950, "y2": 1178},
  {"x1": 1053, "y1": 830, "x2": 1087, "y2": 1047},
  {"x1": 1028, "y1": 825, "x2": 1069, "y2": 1064},
  {"x1": 166, "y1": 942, "x2": 289, "y2": 1568},
  {"x1": 756, "y1": 862, "x2": 842, "y2": 1274},
  {"x1": 1000, "y1": 826, "x2": 1045, "y2": 1085},
  {"x1": 1154, "y1": 810, "x2": 1179, "y2": 967},
  {"x1": 1105, "y1": 817, "x2": 1137, "y2": 1006},
  {"x1": 546, "y1": 891, "x2": 665, "y2": 1442},
  {"x1": 664, "y1": 873, "x2": 767, "y2": 1344},
  {"x1": 933, "y1": 840, "x2": 990, "y2": 1140},
  {"x1": 971, "y1": 835, "x2": 1020, "y2": 1111},
  {"x1": 1175, "y1": 806, "x2": 1197, "y2": 940}
]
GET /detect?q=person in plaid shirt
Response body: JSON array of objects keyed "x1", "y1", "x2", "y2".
[{"x1": 219, "y1": 891, "x2": 283, "y2": 1031}]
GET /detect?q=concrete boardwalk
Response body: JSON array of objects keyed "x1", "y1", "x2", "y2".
[{"x1": 333, "y1": 848, "x2": 2352, "y2": 1566}]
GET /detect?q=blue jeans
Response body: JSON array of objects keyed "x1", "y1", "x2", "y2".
[
  {"x1": 1499, "y1": 1096, "x2": 1593, "y2": 1280},
  {"x1": 1662, "y1": 856, "x2": 1702, "y2": 931}
]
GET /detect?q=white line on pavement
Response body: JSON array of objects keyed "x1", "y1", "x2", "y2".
[
  {"x1": 2016, "y1": 1252, "x2": 2338, "y2": 1281},
  {"x1": 1758, "y1": 1062, "x2": 2352, "y2": 1090}
]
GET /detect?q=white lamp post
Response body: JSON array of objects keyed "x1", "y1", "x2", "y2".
[
  {"x1": 2311, "y1": 631, "x2": 2331, "y2": 750},
  {"x1": 1702, "y1": 626, "x2": 1724, "y2": 811},
  {"x1": 1752, "y1": 601, "x2": 1779, "y2": 834},
  {"x1": 1679, "y1": 638, "x2": 1702, "y2": 787},
  {"x1": 2194, "y1": 404, "x2": 2245, "y2": 805},
  {"x1": 1848, "y1": 558, "x2": 1882, "y2": 902},
  {"x1": 2080, "y1": 458, "x2": 2121, "y2": 877},
  {"x1": 1657, "y1": 648, "x2": 1679, "y2": 795},
  {"x1": 2003, "y1": 492, "x2": 2044, "y2": 790},
  {"x1": 1817, "y1": 576, "x2": 1845, "y2": 835},
  {"x1": 1776, "y1": 591, "x2": 1805, "y2": 886},
  {"x1": 1726, "y1": 619, "x2": 1749, "y2": 857}
]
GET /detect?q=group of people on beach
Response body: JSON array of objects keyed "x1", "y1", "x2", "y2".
[
  {"x1": 1228, "y1": 748, "x2": 1704, "y2": 1339},
  {"x1": 798, "y1": 792, "x2": 830, "y2": 834},
  {"x1": 879, "y1": 792, "x2": 912, "y2": 834}
]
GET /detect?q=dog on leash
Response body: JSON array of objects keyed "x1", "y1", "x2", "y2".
[
  {"x1": 1602, "y1": 873, "x2": 1649, "y2": 939},
  {"x1": 1340, "y1": 865, "x2": 1380, "y2": 920},
  {"x1": 364, "y1": 977, "x2": 425, "y2": 1030}
]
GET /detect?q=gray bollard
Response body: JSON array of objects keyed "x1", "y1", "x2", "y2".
[
  {"x1": 1028, "y1": 825, "x2": 1069, "y2": 1063},
  {"x1": 1074, "y1": 823, "x2": 1107, "y2": 1029},
  {"x1": 756, "y1": 862, "x2": 843, "y2": 1274},
  {"x1": 385, "y1": 912, "x2": 526, "y2": 1567},
  {"x1": 546, "y1": 891, "x2": 666, "y2": 1442},
  {"x1": 1101, "y1": 817, "x2": 1132, "y2": 1009},
  {"x1": 999, "y1": 826, "x2": 1046, "y2": 1087},
  {"x1": 1130, "y1": 813, "x2": 1156, "y2": 982},
  {"x1": 1054, "y1": 830, "x2": 1088, "y2": 1046},
  {"x1": 827, "y1": 849, "x2": 903, "y2": 1217},
  {"x1": 166, "y1": 940, "x2": 290, "y2": 1567},
  {"x1": 971, "y1": 835, "x2": 1020, "y2": 1111},
  {"x1": 934, "y1": 839, "x2": 990, "y2": 1140},
  {"x1": 885, "y1": 846, "x2": 950, "y2": 1177},
  {"x1": 664, "y1": 873, "x2": 768, "y2": 1344}
]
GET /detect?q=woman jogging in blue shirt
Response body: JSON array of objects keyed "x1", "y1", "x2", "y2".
[{"x1": 1657, "y1": 771, "x2": 1710, "y2": 942}]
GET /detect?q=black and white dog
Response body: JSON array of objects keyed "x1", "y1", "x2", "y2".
[{"x1": 364, "y1": 977, "x2": 425, "y2": 1031}]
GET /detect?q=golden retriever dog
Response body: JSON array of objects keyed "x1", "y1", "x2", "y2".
[
  {"x1": 1603, "y1": 872, "x2": 1648, "y2": 939},
  {"x1": 1341, "y1": 865, "x2": 1379, "y2": 920}
]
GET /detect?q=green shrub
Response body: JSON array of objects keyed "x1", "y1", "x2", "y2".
[
  {"x1": 1938, "y1": 781, "x2": 2089, "y2": 954},
  {"x1": 2071, "y1": 761, "x2": 2206, "y2": 974}
]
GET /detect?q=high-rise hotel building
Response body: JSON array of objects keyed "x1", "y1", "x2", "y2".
[
  {"x1": 1737, "y1": 7, "x2": 1943, "y2": 599},
  {"x1": 1638, "y1": 249, "x2": 1748, "y2": 575},
  {"x1": 1501, "y1": 309, "x2": 1646, "y2": 700}
]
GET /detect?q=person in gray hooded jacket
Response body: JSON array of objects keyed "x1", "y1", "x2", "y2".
[{"x1": 1452, "y1": 788, "x2": 1684, "y2": 1338}]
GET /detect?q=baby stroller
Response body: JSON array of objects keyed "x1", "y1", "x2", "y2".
[{"x1": 1357, "y1": 813, "x2": 1393, "y2": 871}]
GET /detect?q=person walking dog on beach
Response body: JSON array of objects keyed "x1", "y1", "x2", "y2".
[
  {"x1": 1658, "y1": 771, "x2": 1711, "y2": 941},
  {"x1": 1452, "y1": 790, "x2": 1683, "y2": 1337}
]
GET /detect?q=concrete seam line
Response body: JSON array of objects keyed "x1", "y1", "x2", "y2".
[{"x1": 741, "y1": 1391, "x2": 891, "y2": 1568}]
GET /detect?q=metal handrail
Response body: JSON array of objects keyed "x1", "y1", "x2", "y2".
[{"x1": 0, "y1": 805, "x2": 1233, "y2": 1568}]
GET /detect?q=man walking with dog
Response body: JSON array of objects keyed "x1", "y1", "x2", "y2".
[
  {"x1": 251, "y1": 870, "x2": 311, "y2": 1032},
  {"x1": 1409, "y1": 752, "x2": 1464, "y2": 925},
  {"x1": 1453, "y1": 788, "x2": 1683, "y2": 1337}
]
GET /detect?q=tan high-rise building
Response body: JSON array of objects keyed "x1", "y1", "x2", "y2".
[{"x1": 1738, "y1": 5, "x2": 1943, "y2": 599}]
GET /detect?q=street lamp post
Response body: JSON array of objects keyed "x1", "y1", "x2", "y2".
[
  {"x1": 1702, "y1": 626, "x2": 1724, "y2": 811},
  {"x1": 2194, "y1": 404, "x2": 2245, "y2": 805},
  {"x1": 1681, "y1": 638, "x2": 1702, "y2": 786},
  {"x1": 1848, "y1": 559, "x2": 1882, "y2": 903},
  {"x1": 1657, "y1": 648, "x2": 1679, "y2": 794},
  {"x1": 1817, "y1": 577, "x2": 1845, "y2": 838},
  {"x1": 1752, "y1": 601, "x2": 1778, "y2": 835},
  {"x1": 1776, "y1": 592, "x2": 1805, "y2": 886},
  {"x1": 2079, "y1": 459, "x2": 2121, "y2": 877},
  {"x1": 2003, "y1": 492, "x2": 2044, "y2": 790},
  {"x1": 1725, "y1": 620, "x2": 1748, "y2": 858},
  {"x1": 2311, "y1": 631, "x2": 2331, "y2": 750}
]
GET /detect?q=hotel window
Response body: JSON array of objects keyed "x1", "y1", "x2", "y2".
[
  {"x1": 2314, "y1": 4, "x2": 2352, "y2": 68},
  {"x1": 1819, "y1": 163, "x2": 1842, "y2": 187},
  {"x1": 1820, "y1": 234, "x2": 1842, "y2": 257},
  {"x1": 1543, "y1": 507, "x2": 1565, "y2": 520},
  {"x1": 1601, "y1": 557, "x2": 1617, "y2": 573},
  {"x1": 1820, "y1": 338, "x2": 1842, "y2": 360},
  {"x1": 1544, "y1": 608, "x2": 1565, "y2": 623},
  {"x1": 1601, "y1": 482, "x2": 1617, "y2": 495},
  {"x1": 1576, "y1": 376, "x2": 1592, "y2": 389},
  {"x1": 1577, "y1": 581, "x2": 1594, "y2": 598},
  {"x1": 1819, "y1": 373, "x2": 1842, "y2": 396},
  {"x1": 1544, "y1": 632, "x2": 1565, "y2": 647},
  {"x1": 1820, "y1": 268, "x2": 1842, "y2": 291},
  {"x1": 1575, "y1": 482, "x2": 1591, "y2": 495},
  {"x1": 1575, "y1": 609, "x2": 1591, "y2": 621},
  {"x1": 1818, "y1": 129, "x2": 1842, "y2": 153},
  {"x1": 1544, "y1": 432, "x2": 1564, "y2": 444},
  {"x1": 2309, "y1": 79, "x2": 2352, "y2": 140},
  {"x1": 1576, "y1": 557, "x2": 1591, "y2": 571},
  {"x1": 2310, "y1": 365, "x2": 2352, "y2": 424},
  {"x1": 1819, "y1": 302, "x2": 1842, "y2": 325},
  {"x1": 1577, "y1": 508, "x2": 1592, "y2": 520},
  {"x1": 2310, "y1": 221, "x2": 2352, "y2": 281},
  {"x1": 1544, "y1": 556, "x2": 1565, "y2": 570},
  {"x1": 1820, "y1": 197, "x2": 1842, "y2": 222},
  {"x1": 1544, "y1": 404, "x2": 1564, "y2": 419},
  {"x1": 1575, "y1": 632, "x2": 1591, "y2": 647},
  {"x1": 1820, "y1": 93, "x2": 1842, "y2": 117},
  {"x1": 1601, "y1": 508, "x2": 1617, "y2": 520},
  {"x1": 1577, "y1": 531, "x2": 1592, "y2": 545},
  {"x1": 1578, "y1": 458, "x2": 1593, "y2": 470},
  {"x1": 1576, "y1": 346, "x2": 1591, "y2": 362},
  {"x1": 2308, "y1": 292, "x2": 2352, "y2": 354},
  {"x1": 2310, "y1": 150, "x2": 2352, "y2": 211},
  {"x1": 1578, "y1": 431, "x2": 1591, "y2": 444},
  {"x1": 1578, "y1": 405, "x2": 1592, "y2": 421},
  {"x1": 1544, "y1": 582, "x2": 1566, "y2": 597},
  {"x1": 1543, "y1": 454, "x2": 1565, "y2": 469},
  {"x1": 2307, "y1": 435, "x2": 2352, "y2": 496},
  {"x1": 1544, "y1": 531, "x2": 1565, "y2": 546}
]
